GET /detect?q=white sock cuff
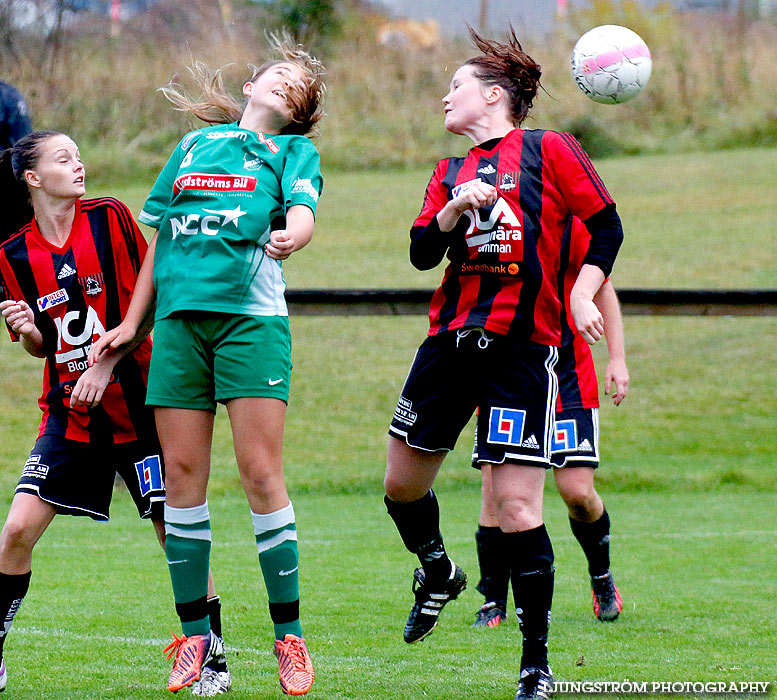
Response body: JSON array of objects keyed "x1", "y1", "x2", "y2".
[
  {"x1": 251, "y1": 502, "x2": 295, "y2": 534},
  {"x1": 165, "y1": 501, "x2": 210, "y2": 525}
]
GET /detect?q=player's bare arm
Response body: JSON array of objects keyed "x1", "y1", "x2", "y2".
[
  {"x1": 69, "y1": 353, "x2": 120, "y2": 409},
  {"x1": 264, "y1": 204, "x2": 315, "y2": 260},
  {"x1": 437, "y1": 181, "x2": 498, "y2": 232},
  {"x1": 0, "y1": 299, "x2": 45, "y2": 357},
  {"x1": 570, "y1": 264, "x2": 606, "y2": 344},
  {"x1": 88, "y1": 232, "x2": 157, "y2": 365},
  {"x1": 594, "y1": 280, "x2": 629, "y2": 404}
]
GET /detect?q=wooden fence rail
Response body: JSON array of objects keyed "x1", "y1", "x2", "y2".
[{"x1": 284, "y1": 289, "x2": 777, "y2": 317}]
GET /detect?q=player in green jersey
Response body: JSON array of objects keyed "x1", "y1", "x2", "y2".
[{"x1": 91, "y1": 36, "x2": 325, "y2": 697}]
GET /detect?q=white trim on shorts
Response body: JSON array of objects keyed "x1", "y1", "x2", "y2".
[
  {"x1": 387, "y1": 425, "x2": 452, "y2": 453},
  {"x1": 552, "y1": 407, "x2": 600, "y2": 468},
  {"x1": 475, "y1": 345, "x2": 559, "y2": 466},
  {"x1": 15, "y1": 483, "x2": 109, "y2": 521}
]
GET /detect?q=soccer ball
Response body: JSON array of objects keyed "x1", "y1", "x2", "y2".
[{"x1": 571, "y1": 25, "x2": 652, "y2": 104}]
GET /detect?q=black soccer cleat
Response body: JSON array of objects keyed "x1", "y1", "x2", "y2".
[
  {"x1": 514, "y1": 666, "x2": 554, "y2": 700},
  {"x1": 403, "y1": 562, "x2": 467, "y2": 643},
  {"x1": 591, "y1": 570, "x2": 623, "y2": 622},
  {"x1": 472, "y1": 600, "x2": 507, "y2": 628}
]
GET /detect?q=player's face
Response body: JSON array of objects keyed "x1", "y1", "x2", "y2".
[
  {"x1": 442, "y1": 64, "x2": 489, "y2": 135},
  {"x1": 25, "y1": 135, "x2": 85, "y2": 199},
  {"x1": 244, "y1": 62, "x2": 306, "y2": 131}
]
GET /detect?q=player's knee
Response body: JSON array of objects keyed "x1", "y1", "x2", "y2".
[
  {"x1": 240, "y1": 463, "x2": 285, "y2": 504},
  {"x1": 163, "y1": 457, "x2": 201, "y2": 483},
  {"x1": 495, "y1": 494, "x2": 542, "y2": 532},
  {"x1": 560, "y1": 487, "x2": 600, "y2": 519},
  {"x1": 383, "y1": 477, "x2": 422, "y2": 503},
  {"x1": 0, "y1": 518, "x2": 36, "y2": 556}
]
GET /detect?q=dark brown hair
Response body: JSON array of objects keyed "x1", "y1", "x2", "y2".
[
  {"x1": 465, "y1": 24, "x2": 542, "y2": 126},
  {"x1": 0, "y1": 130, "x2": 65, "y2": 243}
]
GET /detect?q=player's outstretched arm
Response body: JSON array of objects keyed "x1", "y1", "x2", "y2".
[
  {"x1": 594, "y1": 280, "x2": 629, "y2": 405},
  {"x1": 0, "y1": 299, "x2": 45, "y2": 357},
  {"x1": 89, "y1": 232, "x2": 158, "y2": 365},
  {"x1": 265, "y1": 204, "x2": 315, "y2": 260},
  {"x1": 70, "y1": 353, "x2": 120, "y2": 409}
]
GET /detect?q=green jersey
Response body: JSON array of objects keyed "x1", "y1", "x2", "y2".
[{"x1": 139, "y1": 122, "x2": 322, "y2": 319}]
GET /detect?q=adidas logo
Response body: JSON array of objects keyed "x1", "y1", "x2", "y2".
[
  {"x1": 478, "y1": 163, "x2": 496, "y2": 175},
  {"x1": 57, "y1": 264, "x2": 76, "y2": 279},
  {"x1": 578, "y1": 439, "x2": 593, "y2": 452},
  {"x1": 521, "y1": 434, "x2": 540, "y2": 449}
]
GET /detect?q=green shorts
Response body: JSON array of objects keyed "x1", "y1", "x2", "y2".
[{"x1": 146, "y1": 313, "x2": 292, "y2": 411}]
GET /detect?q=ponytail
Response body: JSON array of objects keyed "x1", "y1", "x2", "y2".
[
  {"x1": 465, "y1": 24, "x2": 543, "y2": 127},
  {"x1": 0, "y1": 148, "x2": 33, "y2": 244},
  {"x1": 0, "y1": 130, "x2": 63, "y2": 244}
]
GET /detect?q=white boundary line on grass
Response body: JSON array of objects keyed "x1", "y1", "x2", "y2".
[
  {"x1": 12, "y1": 625, "x2": 259, "y2": 655},
  {"x1": 35, "y1": 529, "x2": 777, "y2": 550}
]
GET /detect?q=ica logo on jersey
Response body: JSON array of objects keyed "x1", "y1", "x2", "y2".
[
  {"x1": 53, "y1": 306, "x2": 107, "y2": 370},
  {"x1": 170, "y1": 206, "x2": 247, "y2": 240},
  {"x1": 464, "y1": 198, "x2": 523, "y2": 255}
]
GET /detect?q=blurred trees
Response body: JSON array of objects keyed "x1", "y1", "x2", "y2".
[{"x1": 2, "y1": 0, "x2": 777, "y2": 175}]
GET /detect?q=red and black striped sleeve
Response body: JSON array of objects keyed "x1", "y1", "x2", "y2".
[{"x1": 545, "y1": 132, "x2": 622, "y2": 276}]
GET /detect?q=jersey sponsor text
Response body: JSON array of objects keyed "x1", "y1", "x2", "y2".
[
  {"x1": 173, "y1": 173, "x2": 257, "y2": 195},
  {"x1": 170, "y1": 206, "x2": 247, "y2": 240}
]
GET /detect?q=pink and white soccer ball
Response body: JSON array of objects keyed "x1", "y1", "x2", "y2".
[{"x1": 571, "y1": 25, "x2": 652, "y2": 104}]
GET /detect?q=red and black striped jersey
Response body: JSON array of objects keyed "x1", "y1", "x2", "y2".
[
  {"x1": 413, "y1": 128, "x2": 615, "y2": 346},
  {"x1": 0, "y1": 198, "x2": 154, "y2": 444},
  {"x1": 556, "y1": 218, "x2": 599, "y2": 411}
]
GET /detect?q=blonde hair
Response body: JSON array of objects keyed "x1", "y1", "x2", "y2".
[{"x1": 160, "y1": 33, "x2": 326, "y2": 135}]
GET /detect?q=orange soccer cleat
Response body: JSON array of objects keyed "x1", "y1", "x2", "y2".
[
  {"x1": 163, "y1": 630, "x2": 223, "y2": 693},
  {"x1": 274, "y1": 634, "x2": 315, "y2": 696}
]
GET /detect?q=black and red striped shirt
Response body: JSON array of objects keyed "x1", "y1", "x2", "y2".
[
  {"x1": 556, "y1": 218, "x2": 600, "y2": 411},
  {"x1": 412, "y1": 128, "x2": 618, "y2": 346},
  {"x1": 0, "y1": 197, "x2": 153, "y2": 444}
]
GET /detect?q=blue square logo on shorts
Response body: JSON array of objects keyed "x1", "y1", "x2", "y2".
[
  {"x1": 488, "y1": 407, "x2": 526, "y2": 446},
  {"x1": 552, "y1": 419, "x2": 578, "y2": 451},
  {"x1": 135, "y1": 455, "x2": 164, "y2": 496}
]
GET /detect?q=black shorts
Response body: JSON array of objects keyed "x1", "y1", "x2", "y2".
[
  {"x1": 389, "y1": 329, "x2": 558, "y2": 467},
  {"x1": 16, "y1": 434, "x2": 165, "y2": 521},
  {"x1": 550, "y1": 407, "x2": 600, "y2": 468}
]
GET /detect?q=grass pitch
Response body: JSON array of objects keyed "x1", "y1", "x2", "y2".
[
  {"x1": 0, "y1": 313, "x2": 774, "y2": 699},
  {"x1": 0, "y1": 148, "x2": 775, "y2": 698},
  {"x1": 3, "y1": 488, "x2": 775, "y2": 699}
]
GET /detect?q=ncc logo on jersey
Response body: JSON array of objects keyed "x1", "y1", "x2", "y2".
[
  {"x1": 487, "y1": 407, "x2": 526, "y2": 446},
  {"x1": 135, "y1": 455, "x2": 164, "y2": 497},
  {"x1": 552, "y1": 419, "x2": 578, "y2": 452},
  {"x1": 170, "y1": 206, "x2": 247, "y2": 240}
]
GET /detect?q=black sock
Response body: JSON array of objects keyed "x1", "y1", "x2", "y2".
[
  {"x1": 207, "y1": 595, "x2": 222, "y2": 638},
  {"x1": 205, "y1": 595, "x2": 228, "y2": 670},
  {"x1": 0, "y1": 570, "x2": 32, "y2": 661},
  {"x1": 505, "y1": 526, "x2": 554, "y2": 671},
  {"x1": 475, "y1": 526, "x2": 510, "y2": 606},
  {"x1": 385, "y1": 490, "x2": 452, "y2": 582},
  {"x1": 569, "y1": 508, "x2": 611, "y2": 577}
]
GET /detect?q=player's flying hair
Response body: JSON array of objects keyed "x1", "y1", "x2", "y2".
[
  {"x1": 159, "y1": 33, "x2": 325, "y2": 136},
  {"x1": 465, "y1": 23, "x2": 543, "y2": 127}
]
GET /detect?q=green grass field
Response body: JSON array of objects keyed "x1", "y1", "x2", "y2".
[
  {"x1": 100, "y1": 147, "x2": 777, "y2": 291},
  {"x1": 0, "y1": 148, "x2": 775, "y2": 698}
]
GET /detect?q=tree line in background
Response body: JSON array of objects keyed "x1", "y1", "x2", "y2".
[{"x1": 2, "y1": 0, "x2": 777, "y2": 180}]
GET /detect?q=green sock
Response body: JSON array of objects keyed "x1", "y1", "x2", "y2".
[
  {"x1": 253, "y1": 503, "x2": 303, "y2": 640},
  {"x1": 165, "y1": 502, "x2": 212, "y2": 636}
]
